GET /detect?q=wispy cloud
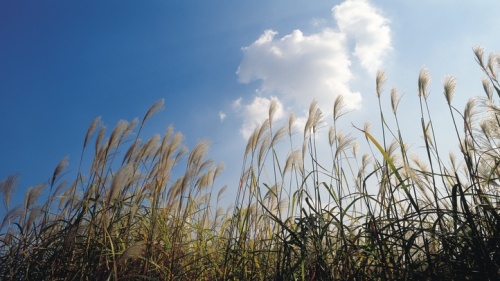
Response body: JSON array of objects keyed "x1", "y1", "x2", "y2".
[
  {"x1": 235, "y1": 0, "x2": 391, "y2": 138},
  {"x1": 219, "y1": 111, "x2": 226, "y2": 122}
]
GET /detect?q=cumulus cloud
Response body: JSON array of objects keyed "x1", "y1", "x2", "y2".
[
  {"x1": 333, "y1": 0, "x2": 391, "y2": 74},
  {"x1": 236, "y1": 96, "x2": 284, "y2": 139},
  {"x1": 235, "y1": 0, "x2": 391, "y2": 138},
  {"x1": 237, "y1": 28, "x2": 359, "y2": 109}
]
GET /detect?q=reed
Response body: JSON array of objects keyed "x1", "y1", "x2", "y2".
[{"x1": 1, "y1": 49, "x2": 500, "y2": 280}]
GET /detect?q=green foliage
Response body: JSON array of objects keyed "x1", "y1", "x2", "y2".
[{"x1": 1, "y1": 48, "x2": 500, "y2": 280}]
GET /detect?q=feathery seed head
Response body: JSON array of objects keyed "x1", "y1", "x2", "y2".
[
  {"x1": 473, "y1": 46, "x2": 485, "y2": 67},
  {"x1": 108, "y1": 120, "x2": 129, "y2": 150},
  {"x1": 390, "y1": 88, "x2": 400, "y2": 114},
  {"x1": 376, "y1": 70, "x2": 386, "y2": 98},
  {"x1": 168, "y1": 132, "x2": 184, "y2": 157},
  {"x1": 271, "y1": 126, "x2": 287, "y2": 147},
  {"x1": 257, "y1": 119, "x2": 270, "y2": 143},
  {"x1": 333, "y1": 95, "x2": 345, "y2": 121},
  {"x1": 284, "y1": 150, "x2": 303, "y2": 175},
  {"x1": 117, "y1": 241, "x2": 147, "y2": 266},
  {"x1": 308, "y1": 99, "x2": 318, "y2": 116},
  {"x1": 214, "y1": 162, "x2": 224, "y2": 179},
  {"x1": 217, "y1": 185, "x2": 227, "y2": 202},
  {"x1": 125, "y1": 118, "x2": 138, "y2": 136},
  {"x1": 25, "y1": 205, "x2": 42, "y2": 231},
  {"x1": 95, "y1": 126, "x2": 107, "y2": 155},
  {"x1": 352, "y1": 141, "x2": 359, "y2": 158},
  {"x1": 245, "y1": 127, "x2": 259, "y2": 156},
  {"x1": 258, "y1": 134, "x2": 271, "y2": 167},
  {"x1": 464, "y1": 98, "x2": 477, "y2": 124},
  {"x1": 363, "y1": 121, "x2": 371, "y2": 135},
  {"x1": 123, "y1": 138, "x2": 141, "y2": 164},
  {"x1": 51, "y1": 156, "x2": 69, "y2": 187},
  {"x1": 0, "y1": 174, "x2": 19, "y2": 210},
  {"x1": 487, "y1": 53, "x2": 498, "y2": 80},
  {"x1": 288, "y1": 112, "x2": 296, "y2": 136},
  {"x1": 84, "y1": 116, "x2": 101, "y2": 149},
  {"x1": 142, "y1": 98, "x2": 164, "y2": 126},
  {"x1": 328, "y1": 126, "x2": 335, "y2": 147},
  {"x1": 334, "y1": 133, "x2": 355, "y2": 160},
  {"x1": 418, "y1": 67, "x2": 430, "y2": 99},
  {"x1": 479, "y1": 119, "x2": 492, "y2": 140},
  {"x1": 482, "y1": 77, "x2": 493, "y2": 100},
  {"x1": 188, "y1": 140, "x2": 210, "y2": 168},
  {"x1": 141, "y1": 134, "x2": 161, "y2": 161},
  {"x1": 0, "y1": 206, "x2": 23, "y2": 230},
  {"x1": 107, "y1": 162, "x2": 135, "y2": 205},
  {"x1": 304, "y1": 104, "x2": 323, "y2": 136},
  {"x1": 443, "y1": 75, "x2": 456, "y2": 105},
  {"x1": 268, "y1": 99, "x2": 278, "y2": 125},
  {"x1": 361, "y1": 153, "x2": 371, "y2": 169},
  {"x1": 24, "y1": 183, "x2": 46, "y2": 212}
]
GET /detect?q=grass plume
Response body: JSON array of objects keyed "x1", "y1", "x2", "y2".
[{"x1": 1, "y1": 49, "x2": 500, "y2": 280}]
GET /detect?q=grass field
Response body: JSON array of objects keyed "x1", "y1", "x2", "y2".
[{"x1": 1, "y1": 47, "x2": 500, "y2": 280}]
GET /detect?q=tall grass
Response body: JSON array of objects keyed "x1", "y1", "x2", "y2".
[{"x1": 1, "y1": 48, "x2": 500, "y2": 280}]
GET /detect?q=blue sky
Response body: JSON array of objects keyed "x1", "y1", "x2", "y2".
[{"x1": 2, "y1": 0, "x2": 500, "y2": 214}]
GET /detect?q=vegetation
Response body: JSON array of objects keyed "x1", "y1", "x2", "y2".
[{"x1": 1, "y1": 47, "x2": 500, "y2": 280}]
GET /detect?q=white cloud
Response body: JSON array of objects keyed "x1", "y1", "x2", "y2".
[
  {"x1": 235, "y1": 0, "x2": 391, "y2": 138},
  {"x1": 240, "y1": 96, "x2": 284, "y2": 139},
  {"x1": 237, "y1": 28, "x2": 360, "y2": 110},
  {"x1": 219, "y1": 111, "x2": 226, "y2": 122},
  {"x1": 333, "y1": 0, "x2": 391, "y2": 75}
]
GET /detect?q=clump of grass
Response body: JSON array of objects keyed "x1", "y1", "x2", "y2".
[
  {"x1": 0, "y1": 99, "x2": 228, "y2": 280},
  {"x1": 1, "y1": 48, "x2": 500, "y2": 280}
]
